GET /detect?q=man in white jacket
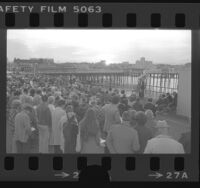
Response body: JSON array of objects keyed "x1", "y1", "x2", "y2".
[{"x1": 144, "y1": 120, "x2": 185, "y2": 154}]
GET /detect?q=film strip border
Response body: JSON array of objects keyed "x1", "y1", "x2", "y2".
[
  {"x1": 2, "y1": 12, "x2": 199, "y2": 28},
  {"x1": 0, "y1": 155, "x2": 193, "y2": 181},
  {"x1": 0, "y1": 3, "x2": 199, "y2": 182},
  {"x1": 1, "y1": 11, "x2": 200, "y2": 28},
  {"x1": 0, "y1": 3, "x2": 200, "y2": 28}
]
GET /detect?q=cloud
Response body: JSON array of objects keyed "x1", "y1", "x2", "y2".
[
  {"x1": 7, "y1": 30, "x2": 191, "y2": 64},
  {"x1": 7, "y1": 39, "x2": 31, "y2": 60}
]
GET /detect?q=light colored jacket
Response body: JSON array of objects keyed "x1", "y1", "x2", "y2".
[
  {"x1": 144, "y1": 135, "x2": 185, "y2": 154},
  {"x1": 13, "y1": 111, "x2": 31, "y2": 143},
  {"x1": 52, "y1": 107, "x2": 66, "y2": 145}
]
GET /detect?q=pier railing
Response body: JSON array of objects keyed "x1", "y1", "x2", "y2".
[
  {"x1": 37, "y1": 70, "x2": 179, "y2": 98},
  {"x1": 145, "y1": 73, "x2": 179, "y2": 99}
]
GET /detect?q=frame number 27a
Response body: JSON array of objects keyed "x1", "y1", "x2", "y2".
[{"x1": 148, "y1": 171, "x2": 188, "y2": 180}]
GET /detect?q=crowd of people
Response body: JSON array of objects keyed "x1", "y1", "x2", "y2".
[{"x1": 6, "y1": 73, "x2": 190, "y2": 154}]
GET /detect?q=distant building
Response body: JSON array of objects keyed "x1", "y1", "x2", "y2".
[
  {"x1": 184, "y1": 62, "x2": 191, "y2": 69},
  {"x1": 38, "y1": 63, "x2": 77, "y2": 73},
  {"x1": 13, "y1": 58, "x2": 55, "y2": 73},
  {"x1": 134, "y1": 57, "x2": 155, "y2": 70},
  {"x1": 14, "y1": 58, "x2": 54, "y2": 65}
]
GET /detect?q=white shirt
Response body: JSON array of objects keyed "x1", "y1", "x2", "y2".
[{"x1": 144, "y1": 135, "x2": 185, "y2": 154}]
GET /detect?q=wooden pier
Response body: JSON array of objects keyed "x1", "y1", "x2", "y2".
[{"x1": 38, "y1": 69, "x2": 179, "y2": 98}]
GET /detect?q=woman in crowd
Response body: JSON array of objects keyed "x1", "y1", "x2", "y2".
[{"x1": 79, "y1": 108, "x2": 104, "y2": 154}]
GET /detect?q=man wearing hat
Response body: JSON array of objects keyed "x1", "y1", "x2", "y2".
[{"x1": 144, "y1": 120, "x2": 185, "y2": 154}]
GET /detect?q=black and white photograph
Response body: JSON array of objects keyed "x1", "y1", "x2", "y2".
[{"x1": 6, "y1": 29, "x2": 191, "y2": 154}]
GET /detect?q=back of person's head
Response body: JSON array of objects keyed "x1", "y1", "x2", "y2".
[
  {"x1": 89, "y1": 97, "x2": 97, "y2": 106},
  {"x1": 41, "y1": 95, "x2": 48, "y2": 103},
  {"x1": 58, "y1": 99, "x2": 66, "y2": 107},
  {"x1": 135, "y1": 111, "x2": 147, "y2": 126},
  {"x1": 145, "y1": 109, "x2": 154, "y2": 119},
  {"x1": 111, "y1": 95, "x2": 120, "y2": 105},
  {"x1": 129, "y1": 110, "x2": 137, "y2": 127},
  {"x1": 65, "y1": 104, "x2": 73, "y2": 113},
  {"x1": 42, "y1": 88, "x2": 47, "y2": 93},
  {"x1": 82, "y1": 96, "x2": 87, "y2": 104},
  {"x1": 148, "y1": 98, "x2": 153, "y2": 103},
  {"x1": 129, "y1": 94, "x2": 136, "y2": 102},
  {"x1": 156, "y1": 120, "x2": 170, "y2": 135},
  {"x1": 48, "y1": 96, "x2": 55, "y2": 105},
  {"x1": 11, "y1": 100, "x2": 22, "y2": 110},
  {"x1": 96, "y1": 97, "x2": 101, "y2": 106},
  {"x1": 121, "y1": 90, "x2": 125, "y2": 95},
  {"x1": 24, "y1": 96, "x2": 33, "y2": 105},
  {"x1": 14, "y1": 90, "x2": 21, "y2": 97},
  {"x1": 33, "y1": 95, "x2": 41, "y2": 106},
  {"x1": 55, "y1": 96, "x2": 60, "y2": 102},
  {"x1": 136, "y1": 97, "x2": 140, "y2": 102},
  {"x1": 72, "y1": 94, "x2": 78, "y2": 101},
  {"x1": 23, "y1": 88, "x2": 28, "y2": 94},
  {"x1": 29, "y1": 88, "x2": 35, "y2": 97},
  {"x1": 36, "y1": 89, "x2": 42, "y2": 95},
  {"x1": 22, "y1": 103, "x2": 33, "y2": 112},
  {"x1": 121, "y1": 97, "x2": 128, "y2": 106},
  {"x1": 122, "y1": 111, "x2": 130, "y2": 122}
]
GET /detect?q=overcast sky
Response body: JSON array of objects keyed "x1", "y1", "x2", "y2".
[{"x1": 7, "y1": 29, "x2": 191, "y2": 65}]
